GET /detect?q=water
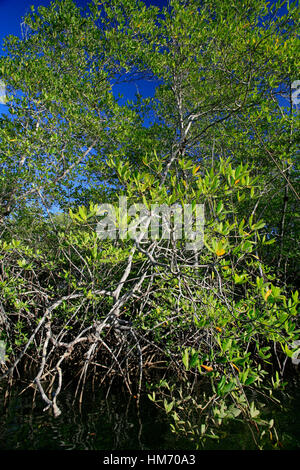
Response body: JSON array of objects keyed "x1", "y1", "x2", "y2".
[
  {"x1": 0, "y1": 375, "x2": 299, "y2": 450},
  {"x1": 0, "y1": 384, "x2": 192, "y2": 451}
]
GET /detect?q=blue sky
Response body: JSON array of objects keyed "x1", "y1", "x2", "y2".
[
  {"x1": 0, "y1": 0, "x2": 293, "y2": 112},
  {"x1": 0, "y1": 0, "x2": 168, "y2": 47},
  {"x1": 0, "y1": 0, "x2": 167, "y2": 110},
  {"x1": 0, "y1": 0, "x2": 288, "y2": 51}
]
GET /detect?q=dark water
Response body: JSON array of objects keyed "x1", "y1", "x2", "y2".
[
  {"x1": 0, "y1": 375, "x2": 300, "y2": 450},
  {"x1": 0, "y1": 383, "x2": 192, "y2": 451}
]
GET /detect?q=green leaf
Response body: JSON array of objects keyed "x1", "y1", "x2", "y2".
[
  {"x1": 249, "y1": 402, "x2": 260, "y2": 418},
  {"x1": 164, "y1": 399, "x2": 174, "y2": 413},
  {"x1": 182, "y1": 348, "x2": 189, "y2": 371}
]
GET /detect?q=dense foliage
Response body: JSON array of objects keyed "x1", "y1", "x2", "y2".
[{"x1": 0, "y1": 0, "x2": 299, "y2": 449}]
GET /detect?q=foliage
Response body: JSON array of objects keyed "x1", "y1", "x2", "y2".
[{"x1": 0, "y1": 0, "x2": 299, "y2": 448}]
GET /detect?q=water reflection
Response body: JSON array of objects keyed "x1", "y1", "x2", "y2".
[
  {"x1": 0, "y1": 385, "x2": 192, "y2": 450},
  {"x1": 0, "y1": 375, "x2": 299, "y2": 450}
]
